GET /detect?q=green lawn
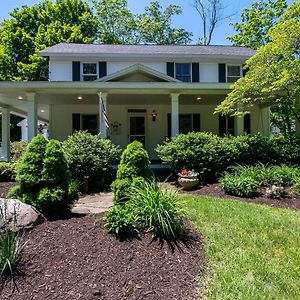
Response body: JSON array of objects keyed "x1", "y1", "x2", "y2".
[{"x1": 180, "y1": 196, "x2": 300, "y2": 300}]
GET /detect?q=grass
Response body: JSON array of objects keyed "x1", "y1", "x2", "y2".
[{"x1": 180, "y1": 195, "x2": 300, "y2": 300}]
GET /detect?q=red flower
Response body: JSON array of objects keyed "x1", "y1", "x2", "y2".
[{"x1": 181, "y1": 169, "x2": 189, "y2": 175}]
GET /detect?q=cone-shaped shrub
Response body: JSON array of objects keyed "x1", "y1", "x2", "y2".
[
  {"x1": 8, "y1": 135, "x2": 78, "y2": 219},
  {"x1": 16, "y1": 134, "x2": 48, "y2": 188},
  {"x1": 111, "y1": 141, "x2": 153, "y2": 202}
]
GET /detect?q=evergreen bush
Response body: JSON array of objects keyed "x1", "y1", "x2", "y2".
[
  {"x1": 63, "y1": 131, "x2": 120, "y2": 192},
  {"x1": 9, "y1": 136, "x2": 78, "y2": 219}
]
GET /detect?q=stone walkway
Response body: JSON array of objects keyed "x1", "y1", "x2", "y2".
[{"x1": 71, "y1": 192, "x2": 114, "y2": 214}]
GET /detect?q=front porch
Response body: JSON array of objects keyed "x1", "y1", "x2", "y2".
[{"x1": 0, "y1": 81, "x2": 274, "y2": 161}]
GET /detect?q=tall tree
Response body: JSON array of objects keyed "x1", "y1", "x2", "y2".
[
  {"x1": 0, "y1": 0, "x2": 98, "y2": 81},
  {"x1": 137, "y1": 1, "x2": 192, "y2": 45},
  {"x1": 228, "y1": 0, "x2": 287, "y2": 50},
  {"x1": 193, "y1": 0, "x2": 232, "y2": 45},
  {"x1": 215, "y1": 2, "x2": 300, "y2": 136}
]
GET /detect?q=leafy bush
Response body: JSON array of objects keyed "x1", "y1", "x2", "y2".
[
  {"x1": 111, "y1": 141, "x2": 153, "y2": 202},
  {"x1": 156, "y1": 133, "x2": 300, "y2": 180},
  {"x1": 104, "y1": 203, "x2": 137, "y2": 238},
  {"x1": 9, "y1": 136, "x2": 79, "y2": 219},
  {"x1": 130, "y1": 181, "x2": 185, "y2": 240},
  {"x1": 63, "y1": 131, "x2": 120, "y2": 192},
  {"x1": 0, "y1": 162, "x2": 16, "y2": 182},
  {"x1": 219, "y1": 174, "x2": 259, "y2": 198},
  {"x1": 10, "y1": 141, "x2": 28, "y2": 161}
]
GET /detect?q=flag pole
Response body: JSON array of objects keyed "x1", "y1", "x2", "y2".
[{"x1": 98, "y1": 92, "x2": 102, "y2": 136}]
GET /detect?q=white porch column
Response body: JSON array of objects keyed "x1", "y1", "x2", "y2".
[
  {"x1": 1, "y1": 107, "x2": 10, "y2": 162},
  {"x1": 170, "y1": 93, "x2": 180, "y2": 137},
  {"x1": 260, "y1": 106, "x2": 271, "y2": 136},
  {"x1": 27, "y1": 93, "x2": 37, "y2": 142},
  {"x1": 296, "y1": 94, "x2": 300, "y2": 136},
  {"x1": 98, "y1": 92, "x2": 108, "y2": 138}
]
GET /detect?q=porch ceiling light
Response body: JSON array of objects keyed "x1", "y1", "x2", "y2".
[
  {"x1": 77, "y1": 96, "x2": 83, "y2": 100},
  {"x1": 196, "y1": 96, "x2": 202, "y2": 101},
  {"x1": 41, "y1": 109, "x2": 45, "y2": 113},
  {"x1": 17, "y1": 96, "x2": 23, "y2": 100}
]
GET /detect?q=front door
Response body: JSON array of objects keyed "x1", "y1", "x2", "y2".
[{"x1": 128, "y1": 114, "x2": 146, "y2": 148}]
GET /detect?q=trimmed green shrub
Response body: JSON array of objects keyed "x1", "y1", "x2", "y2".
[
  {"x1": 63, "y1": 131, "x2": 120, "y2": 192},
  {"x1": 0, "y1": 162, "x2": 16, "y2": 182},
  {"x1": 219, "y1": 174, "x2": 260, "y2": 198},
  {"x1": 130, "y1": 181, "x2": 185, "y2": 240},
  {"x1": 156, "y1": 133, "x2": 300, "y2": 180},
  {"x1": 9, "y1": 136, "x2": 79, "y2": 219},
  {"x1": 10, "y1": 141, "x2": 28, "y2": 162},
  {"x1": 111, "y1": 141, "x2": 153, "y2": 202},
  {"x1": 104, "y1": 203, "x2": 137, "y2": 238}
]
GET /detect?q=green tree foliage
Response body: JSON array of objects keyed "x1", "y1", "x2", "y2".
[
  {"x1": 217, "y1": 2, "x2": 300, "y2": 136},
  {"x1": 0, "y1": 0, "x2": 97, "y2": 81},
  {"x1": 9, "y1": 135, "x2": 78, "y2": 219},
  {"x1": 228, "y1": 0, "x2": 287, "y2": 49},
  {"x1": 93, "y1": 0, "x2": 192, "y2": 45}
]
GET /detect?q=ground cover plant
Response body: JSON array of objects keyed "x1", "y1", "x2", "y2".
[
  {"x1": 63, "y1": 131, "x2": 120, "y2": 192},
  {"x1": 8, "y1": 135, "x2": 79, "y2": 219},
  {"x1": 220, "y1": 164, "x2": 300, "y2": 198},
  {"x1": 156, "y1": 133, "x2": 300, "y2": 181},
  {"x1": 0, "y1": 162, "x2": 16, "y2": 182},
  {"x1": 180, "y1": 195, "x2": 300, "y2": 299}
]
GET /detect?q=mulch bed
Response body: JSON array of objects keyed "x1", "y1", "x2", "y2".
[
  {"x1": 0, "y1": 182, "x2": 17, "y2": 198},
  {"x1": 1, "y1": 215, "x2": 205, "y2": 300},
  {"x1": 186, "y1": 183, "x2": 300, "y2": 211}
]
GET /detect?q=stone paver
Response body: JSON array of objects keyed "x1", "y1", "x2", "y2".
[{"x1": 72, "y1": 192, "x2": 114, "y2": 214}]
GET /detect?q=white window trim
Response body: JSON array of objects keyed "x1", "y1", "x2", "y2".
[
  {"x1": 175, "y1": 63, "x2": 191, "y2": 82},
  {"x1": 81, "y1": 62, "x2": 98, "y2": 81},
  {"x1": 226, "y1": 64, "x2": 242, "y2": 83}
]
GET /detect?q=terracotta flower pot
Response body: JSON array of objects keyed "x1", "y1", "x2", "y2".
[{"x1": 178, "y1": 175, "x2": 199, "y2": 191}]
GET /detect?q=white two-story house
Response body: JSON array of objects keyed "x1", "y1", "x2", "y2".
[{"x1": 0, "y1": 43, "x2": 270, "y2": 161}]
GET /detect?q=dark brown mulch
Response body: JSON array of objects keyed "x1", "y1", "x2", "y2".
[
  {"x1": 188, "y1": 183, "x2": 300, "y2": 211},
  {"x1": 1, "y1": 215, "x2": 204, "y2": 300},
  {"x1": 0, "y1": 182, "x2": 17, "y2": 198}
]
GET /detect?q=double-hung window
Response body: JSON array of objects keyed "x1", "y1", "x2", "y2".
[
  {"x1": 226, "y1": 65, "x2": 242, "y2": 83},
  {"x1": 82, "y1": 63, "x2": 98, "y2": 81},
  {"x1": 175, "y1": 63, "x2": 191, "y2": 82}
]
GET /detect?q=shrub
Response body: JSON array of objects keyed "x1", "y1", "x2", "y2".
[
  {"x1": 10, "y1": 141, "x2": 28, "y2": 161},
  {"x1": 219, "y1": 174, "x2": 260, "y2": 198},
  {"x1": 10, "y1": 136, "x2": 79, "y2": 219},
  {"x1": 104, "y1": 203, "x2": 137, "y2": 238},
  {"x1": 0, "y1": 162, "x2": 16, "y2": 182},
  {"x1": 130, "y1": 181, "x2": 185, "y2": 240},
  {"x1": 63, "y1": 131, "x2": 120, "y2": 192},
  {"x1": 112, "y1": 141, "x2": 153, "y2": 202},
  {"x1": 156, "y1": 133, "x2": 300, "y2": 180}
]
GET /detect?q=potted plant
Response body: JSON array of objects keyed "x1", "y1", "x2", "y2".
[{"x1": 178, "y1": 169, "x2": 199, "y2": 190}]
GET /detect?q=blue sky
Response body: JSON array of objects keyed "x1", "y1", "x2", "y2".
[{"x1": 0, "y1": 0, "x2": 292, "y2": 44}]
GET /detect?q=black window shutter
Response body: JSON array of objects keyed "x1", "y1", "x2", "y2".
[
  {"x1": 166, "y1": 62, "x2": 174, "y2": 77},
  {"x1": 218, "y1": 63, "x2": 226, "y2": 83},
  {"x1": 192, "y1": 63, "x2": 200, "y2": 82},
  {"x1": 72, "y1": 61, "x2": 80, "y2": 81},
  {"x1": 167, "y1": 113, "x2": 171, "y2": 138},
  {"x1": 244, "y1": 114, "x2": 251, "y2": 134},
  {"x1": 72, "y1": 114, "x2": 81, "y2": 133},
  {"x1": 99, "y1": 61, "x2": 107, "y2": 78},
  {"x1": 193, "y1": 114, "x2": 201, "y2": 132},
  {"x1": 242, "y1": 64, "x2": 249, "y2": 77},
  {"x1": 219, "y1": 115, "x2": 226, "y2": 136}
]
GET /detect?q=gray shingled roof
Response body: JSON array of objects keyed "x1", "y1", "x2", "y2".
[{"x1": 39, "y1": 43, "x2": 256, "y2": 57}]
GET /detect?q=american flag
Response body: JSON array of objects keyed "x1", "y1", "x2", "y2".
[{"x1": 101, "y1": 97, "x2": 110, "y2": 129}]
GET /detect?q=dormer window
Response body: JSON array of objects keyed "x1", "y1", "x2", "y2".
[
  {"x1": 226, "y1": 65, "x2": 242, "y2": 83},
  {"x1": 175, "y1": 63, "x2": 191, "y2": 82},
  {"x1": 82, "y1": 63, "x2": 98, "y2": 81}
]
